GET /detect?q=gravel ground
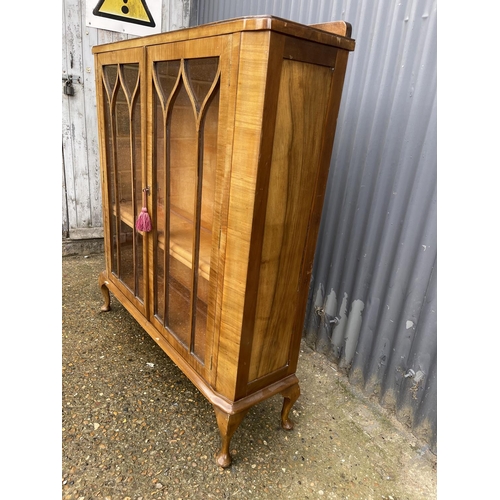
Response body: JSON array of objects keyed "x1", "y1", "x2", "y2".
[{"x1": 62, "y1": 253, "x2": 437, "y2": 499}]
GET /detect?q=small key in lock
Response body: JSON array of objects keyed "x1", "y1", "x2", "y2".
[{"x1": 64, "y1": 77, "x2": 75, "y2": 96}]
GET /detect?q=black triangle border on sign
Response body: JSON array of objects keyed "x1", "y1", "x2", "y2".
[{"x1": 93, "y1": 0, "x2": 156, "y2": 28}]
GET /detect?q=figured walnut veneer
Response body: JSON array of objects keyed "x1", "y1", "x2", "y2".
[{"x1": 93, "y1": 15, "x2": 354, "y2": 467}]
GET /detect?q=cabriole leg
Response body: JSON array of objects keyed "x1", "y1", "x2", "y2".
[
  {"x1": 98, "y1": 272, "x2": 111, "y2": 312},
  {"x1": 280, "y1": 383, "x2": 301, "y2": 430},
  {"x1": 213, "y1": 407, "x2": 249, "y2": 468}
]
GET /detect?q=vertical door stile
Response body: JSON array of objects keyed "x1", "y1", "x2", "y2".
[
  {"x1": 207, "y1": 35, "x2": 237, "y2": 388},
  {"x1": 141, "y1": 47, "x2": 149, "y2": 310},
  {"x1": 147, "y1": 52, "x2": 154, "y2": 322}
]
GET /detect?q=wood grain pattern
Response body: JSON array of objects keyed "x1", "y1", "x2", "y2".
[
  {"x1": 92, "y1": 16, "x2": 355, "y2": 55},
  {"x1": 213, "y1": 30, "x2": 274, "y2": 401},
  {"x1": 310, "y1": 21, "x2": 352, "y2": 38},
  {"x1": 94, "y1": 17, "x2": 354, "y2": 467},
  {"x1": 206, "y1": 32, "x2": 242, "y2": 388},
  {"x1": 234, "y1": 32, "x2": 286, "y2": 398},
  {"x1": 248, "y1": 60, "x2": 333, "y2": 383}
]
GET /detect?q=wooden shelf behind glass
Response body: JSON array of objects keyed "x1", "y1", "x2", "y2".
[{"x1": 113, "y1": 202, "x2": 211, "y2": 281}]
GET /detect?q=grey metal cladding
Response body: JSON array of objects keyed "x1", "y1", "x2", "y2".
[{"x1": 193, "y1": 0, "x2": 437, "y2": 452}]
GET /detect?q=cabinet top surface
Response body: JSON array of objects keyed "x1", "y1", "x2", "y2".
[{"x1": 92, "y1": 15, "x2": 355, "y2": 54}]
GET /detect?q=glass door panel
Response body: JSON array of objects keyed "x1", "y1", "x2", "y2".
[
  {"x1": 101, "y1": 62, "x2": 144, "y2": 302},
  {"x1": 152, "y1": 56, "x2": 220, "y2": 364}
]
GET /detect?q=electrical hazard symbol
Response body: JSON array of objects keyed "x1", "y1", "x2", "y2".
[{"x1": 93, "y1": 0, "x2": 156, "y2": 27}]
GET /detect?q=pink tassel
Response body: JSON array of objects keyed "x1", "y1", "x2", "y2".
[{"x1": 136, "y1": 188, "x2": 152, "y2": 232}]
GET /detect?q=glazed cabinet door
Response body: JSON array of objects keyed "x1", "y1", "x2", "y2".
[
  {"x1": 95, "y1": 48, "x2": 148, "y2": 315},
  {"x1": 147, "y1": 36, "x2": 233, "y2": 378}
]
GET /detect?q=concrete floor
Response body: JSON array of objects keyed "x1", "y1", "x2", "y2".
[{"x1": 62, "y1": 253, "x2": 437, "y2": 499}]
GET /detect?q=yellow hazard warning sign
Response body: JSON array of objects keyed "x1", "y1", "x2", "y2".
[{"x1": 93, "y1": 0, "x2": 156, "y2": 27}]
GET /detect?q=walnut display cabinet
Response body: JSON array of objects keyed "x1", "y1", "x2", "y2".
[{"x1": 93, "y1": 15, "x2": 355, "y2": 467}]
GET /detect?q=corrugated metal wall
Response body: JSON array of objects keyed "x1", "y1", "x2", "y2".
[{"x1": 192, "y1": 0, "x2": 437, "y2": 452}]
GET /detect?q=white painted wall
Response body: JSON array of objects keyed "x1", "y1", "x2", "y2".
[{"x1": 62, "y1": 0, "x2": 192, "y2": 239}]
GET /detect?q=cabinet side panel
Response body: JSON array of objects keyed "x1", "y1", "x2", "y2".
[{"x1": 248, "y1": 60, "x2": 333, "y2": 383}]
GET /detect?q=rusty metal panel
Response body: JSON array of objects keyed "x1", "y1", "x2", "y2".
[{"x1": 193, "y1": 0, "x2": 437, "y2": 452}]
